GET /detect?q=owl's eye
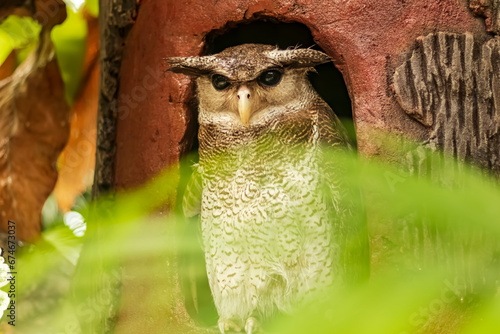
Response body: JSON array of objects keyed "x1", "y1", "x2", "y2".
[
  {"x1": 259, "y1": 70, "x2": 282, "y2": 86},
  {"x1": 212, "y1": 74, "x2": 230, "y2": 90}
]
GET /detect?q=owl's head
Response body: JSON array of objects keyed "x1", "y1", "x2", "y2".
[{"x1": 167, "y1": 44, "x2": 330, "y2": 127}]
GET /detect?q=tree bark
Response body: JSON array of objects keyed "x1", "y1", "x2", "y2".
[
  {"x1": 78, "y1": 0, "x2": 137, "y2": 332},
  {"x1": 93, "y1": 0, "x2": 136, "y2": 198}
]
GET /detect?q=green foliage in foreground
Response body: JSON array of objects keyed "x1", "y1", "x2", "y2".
[{"x1": 5, "y1": 142, "x2": 500, "y2": 333}]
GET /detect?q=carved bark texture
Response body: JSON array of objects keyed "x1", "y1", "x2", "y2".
[
  {"x1": 392, "y1": 33, "x2": 499, "y2": 302},
  {"x1": 469, "y1": 0, "x2": 500, "y2": 35},
  {"x1": 394, "y1": 33, "x2": 500, "y2": 173}
]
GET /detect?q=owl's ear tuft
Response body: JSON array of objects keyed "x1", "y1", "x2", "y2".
[
  {"x1": 267, "y1": 48, "x2": 331, "y2": 68},
  {"x1": 165, "y1": 56, "x2": 217, "y2": 76}
]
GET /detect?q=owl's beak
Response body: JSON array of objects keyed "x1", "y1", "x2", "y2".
[{"x1": 237, "y1": 85, "x2": 252, "y2": 126}]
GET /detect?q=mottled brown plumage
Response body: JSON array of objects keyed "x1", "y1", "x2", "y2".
[{"x1": 168, "y1": 44, "x2": 358, "y2": 333}]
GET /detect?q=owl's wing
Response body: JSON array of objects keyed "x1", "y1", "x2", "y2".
[
  {"x1": 316, "y1": 100, "x2": 370, "y2": 286},
  {"x1": 182, "y1": 164, "x2": 202, "y2": 218},
  {"x1": 315, "y1": 99, "x2": 351, "y2": 149}
]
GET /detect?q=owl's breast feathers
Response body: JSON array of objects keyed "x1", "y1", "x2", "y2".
[{"x1": 183, "y1": 96, "x2": 349, "y2": 227}]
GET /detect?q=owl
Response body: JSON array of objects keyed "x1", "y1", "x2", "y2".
[{"x1": 168, "y1": 44, "x2": 366, "y2": 333}]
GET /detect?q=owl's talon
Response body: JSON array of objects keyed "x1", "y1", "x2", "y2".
[
  {"x1": 245, "y1": 317, "x2": 258, "y2": 334},
  {"x1": 218, "y1": 318, "x2": 241, "y2": 334}
]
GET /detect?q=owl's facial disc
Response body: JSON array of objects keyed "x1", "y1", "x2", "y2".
[
  {"x1": 234, "y1": 69, "x2": 283, "y2": 126},
  {"x1": 237, "y1": 85, "x2": 252, "y2": 126}
]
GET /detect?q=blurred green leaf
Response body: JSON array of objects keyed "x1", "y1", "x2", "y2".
[
  {"x1": 51, "y1": 7, "x2": 87, "y2": 104},
  {"x1": 13, "y1": 138, "x2": 500, "y2": 332},
  {"x1": 86, "y1": 0, "x2": 99, "y2": 17},
  {"x1": 43, "y1": 224, "x2": 83, "y2": 265},
  {"x1": 0, "y1": 16, "x2": 41, "y2": 65},
  {"x1": 0, "y1": 31, "x2": 13, "y2": 65}
]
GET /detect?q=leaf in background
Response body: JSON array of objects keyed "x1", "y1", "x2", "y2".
[
  {"x1": 0, "y1": 15, "x2": 40, "y2": 66},
  {"x1": 85, "y1": 0, "x2": 98, "y2": 17},
  {"x1": 0, "y1": 31, "x2": 12, "y2": 65},
  {"x1": 0, "y1": 15, "x2": 40, "y2": 48},
  {"x1": 51, "y1": 7, "x2": 86, "y2": 103},
  {"x1": 0, "y1": 13, "x2": 70, "y2": 243},
  {"x1": 53, "y1": 12, "x2": 98, "y2": 212}
]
